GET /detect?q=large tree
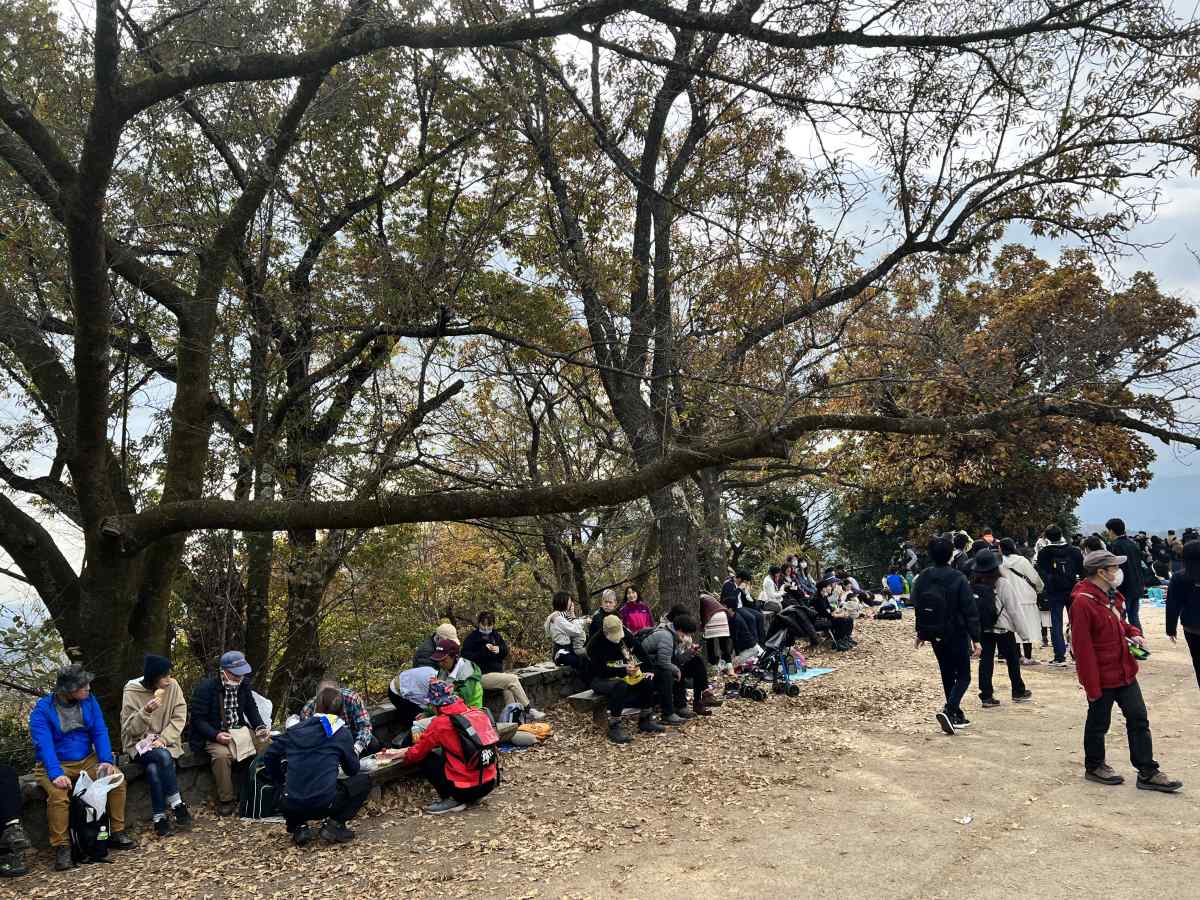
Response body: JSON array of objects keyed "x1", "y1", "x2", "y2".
[{"x1": 1, "y1": 0, "x2": 1198, "y2": 720}]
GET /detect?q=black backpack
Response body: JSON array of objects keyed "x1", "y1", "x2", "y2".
[
  {"x1": 68, "y1": 792, "x2": 110, "y2": 864},
  {"x1": 239, "y1": 751, "x2": 280, "y2": 819},
  {"x1": 1044, "y1": 549, "x2": 1077, "y2": 594},
  {"x1": 973, "y1": 582, "x2": 1000, "y2": 631},
  {"x1": 913, "y1": 571, "x2": 951, "y2": 639}
]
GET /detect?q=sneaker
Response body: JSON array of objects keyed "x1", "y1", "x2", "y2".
[
  {"x1": 424, "y1": 797, "x2": 467, "y2": 815},
  {"x1": 319, "y1": 819, "x2": 355, "y2": 843},
  {"x1": 525, "y1": 707, "x2": 547, "y2": 721},
  {"x1": 952, "y1": 712, "x2": 972, "y2": 729},
  {"x1": 619, "y1": 707, "x2": 642, "y2": 717},
  {"x1": 701, "y1": 689, "x2": 724, "y2": 707},
  {"x1": 663, "y1": 713, "x2": 688, "y2": 725},
  {"x1": 981, "y1": 697, "x2": 1001, "y2": 708},
  {"x1": 607, "y1": 720, "x2": 633, "y2": 744},
  {"x1": 0, "y1": 851, "x2": 27, "y2": 879},
  {"x1": 0, "y1": 823, "x2": 29, "y2": 852},
  {"x1": 637, "y1": 716, "x2": 665, "y2": 734},
  {"x1": 1020, "y1": 658, "x2": 1040, "y2": 666},
  {"x1": 173, "y1": 802, "x2": 193, "y2": 831},
  {"x1": 691, "y1": 704, "x2": 715, "y2": 717},
  {"x1": 216, "y1": 799, "x2": 238, "y2": 817},
  {"x1": 1041, "y1": 641, "x2": 1050, "y2": 649},
  {"x1": 292, "y1": 824, "x2": 314, "y2": 847},
  {"x1": 1085, "y1": 764, "x2": 1124, "y2": 785},
  {"x1": 936, "y1": 711, "x2": 956, "y2": 735},
  {"x1": 108, "y1": 831, "x2": 138, "y2": 851},
  {"x1": 1013, "y1": 690, "x2": 1033, "y2": 703},
  {"x1": 1049, "y1": 658, "x2": 1070, "y2": 668},
  {"x1": 154, "y1": 817, "x2": 172, "y2": 837},
  {"x1": 674, "y1": 707, "x2": 696, "y2": 720},
  {"x1": 54, "y1": 845, "x2": 74, "y2": 871},
  {"x1": 1136, "y1": 772, "x2": 1183, "y2": 793}
]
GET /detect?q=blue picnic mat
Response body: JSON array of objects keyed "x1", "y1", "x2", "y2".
[{"x1": 788, "y1": 666, "x2": 834, "y2": 682}]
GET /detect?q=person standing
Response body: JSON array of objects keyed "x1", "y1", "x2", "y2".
[
  {"x1": 31, "y1": 664, "x2": 138, "y2": 870},
  {"x1": 189, "y1": 650, "x2": 270, "y2": 816},
  {"x1": 972, "y1": 551, "x2": 1033, "y2": 708},
  {"x1": 120, "y1": 654, "x2": 192, "y2": 835},
  {"x1": 1165, "y1": 540, "x2": 1200, "y2": 688},
  {"x1": 1070, "y1": 550, "x2": 1181, "y2": 792},
  {"x1": 1105, "y1": 518, "x2": 1146, "y2": 631},
  {"x1": 1036, "y1": 525, "x2": 1084, "y2": 667},
  {"x1": 913, "y1": 537, "x2": 982, "y2": 734},
  {"x1": 1000, "y1": 538, "x2": 1044, "y2": 663}
]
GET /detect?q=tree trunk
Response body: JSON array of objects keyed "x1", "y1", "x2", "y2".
[
  {"x1": 649, "y1": 486, "x2": 699, "y2": 620},
  {"x1": 267, "y1": 528, "x2": 328, "y2": 715},
  {"x1": 695, "y1": 468, "x2": 727, "y2": 592}
]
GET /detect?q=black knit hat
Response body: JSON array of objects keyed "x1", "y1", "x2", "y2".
[{"x1": 142, "y1": 654, "x2": 172, "y2": 689}]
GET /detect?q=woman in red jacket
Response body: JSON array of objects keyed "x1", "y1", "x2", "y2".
[
  {"x1": 1069, "y1": 550, "x2": 1181, "y2": 792},
  {"x1": 400, "y1": 680, "x2": 499, "y2": 814}
]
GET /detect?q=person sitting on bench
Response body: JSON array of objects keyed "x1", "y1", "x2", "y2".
[
  {"x1": 587, "y1": 614, "x2": 663, "y2": 743},
  {"x1": 264, "y1": 684, "x2": 371, "y2": 847}
]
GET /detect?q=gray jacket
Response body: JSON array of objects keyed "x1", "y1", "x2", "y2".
[{"x1": 639, "y1": 624, "x2": 682, "y2": 677}]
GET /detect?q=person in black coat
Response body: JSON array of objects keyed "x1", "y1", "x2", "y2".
[
  {"x1": 264, "y1": 685, "x2": 370, "y2": 847},
  {"x1": 189, "y1": 650, "x2": 268, "y2": 816},
  {"x1": 461, "y1": 611, "x2": 546, "y2": 720},
  {"x1": 1166, "y1": 540, "x2": 1200, "y2": 689},
  {"x1": 1106, "y1": 517, "x2": 1146, "y2": 630}
]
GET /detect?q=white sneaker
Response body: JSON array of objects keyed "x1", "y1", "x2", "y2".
[{"x1": 525, "y1": 707, "x2": 547, "y2": 721}]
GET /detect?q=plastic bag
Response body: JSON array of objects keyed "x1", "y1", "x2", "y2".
[{"x1": 73, "y1": 769, "x2": 125, "y2": 815}]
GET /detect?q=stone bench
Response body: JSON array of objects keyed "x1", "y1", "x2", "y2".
[{"x1": 17, "y1": 660, "x2": 585, "y2": 846}]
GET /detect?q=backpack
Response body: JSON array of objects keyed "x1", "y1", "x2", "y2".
[
  {"x1": 1044, "y1": 549, "x2": 1077, "y2": 594},
  {"x1": 447, "y1": 709, "x2": 501, "y2": 786},
  {"x1": 876, "y1": 601, "x2": 902, "y2": 621},
  {"x1": 68, "y1": 792, "x2": 110, "y2": 864},
  {"x1": 498, "y1": 702, "x2": 526, "y2": 725},
  {"x1": 913, "y1": 571, "x2": 951, "y2": 639},
  {"x1": 629, "y1": 625, "x2": 658, "y2": 661},
  {"x1": 238, "y1": 751, "x2": 280, "y2": 819},
  {"x1": 973, "y1": 582, "x2": 1000, "y2": 632}
]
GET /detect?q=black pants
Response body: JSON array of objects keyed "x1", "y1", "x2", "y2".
[
  {"x1": 554, "y1": 648, "x2": 588, "y2": 679},
  {"x1": 1083, "y1": 680, "x2": 1158, "y2": 777},
  {"x1": 418, "y1": 752, "x2": 496, "y2": 804},
  {"x1": 775, "y1": 606, "x2": 820, "y2": 645},
  {"x1": 1184, "y1": 631, "x2": 1200, "y2": 690},
  {"x1": 653, "y1": 657, "x2": 707, "y2": 715},
  {"x1": 591, "y1": 677, "x2": 654, "y2": 718},
  {"x1": 283, "y1": 773, "x2": 372, "y2": 832},
  {"x1": 706, "y1": 636, "x2": 732, "y2": 665},
  {"x1": 978, "y1": 631, "x2": 1026, "y2": 700},
  {"x1": 0, "y1": 765, "x2": 20, "y2": 825},
  {"x1": 386, "y1": 689, "x2": 426, "y2": 746},
  {"x1": 931, "y1": 632, "x2": 972, "y2": 717}
]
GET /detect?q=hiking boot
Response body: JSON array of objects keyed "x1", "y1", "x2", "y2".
[
  {"x1": 424, "y1": 797, "x2": 466, "y2": 815},
  {"x1": 154, "y1": 817, "x2": 173, "y2": 837},
  {"x1": 936, "y1": 711, "x2": 956, "y2": 735},
  {"x1": 981, "y1": 697, "x2": 1001, "y2": 708},
  {"x1": 0, "y1": 822, "x2": 29, "y2": 852},
  {"x1": 320, "y1": 819, "x2": 355, "y2": 843},
  {"x1": 216, "y1": 799, "x2": 238, "y2": 817},
  {"x1": 674, "y1": 707, "x2": 696, "y2": 720},
  {"x1": 525, "y1": 707, "x2": 547, "y2": 721},
  {"x1": 637, "y1": 715, "x2": 665, "y2": 734},
  {"x1": 1085, "y1": 764, "x2": 1124, "y2": 785},
  {"x1": 292, "y1": 824, "x2": 314, "y2": 847},
  {"x1": 109, "y1": 831, "x2": 138, "y2": 851},
  {"x1": 54, "y1": 845, "x2": 74, "y2": 871},
  {"x1": 1013, "y1": 690, "x2": 1033, "y2": 703},
  {"x1": 173, "y1": 803, "x2": 193, "y2": 831},
  {"x1": 0, "y1": 851, "x2": 27, "y2": 879},
  {"x1": 607, "y1": 720, "x2": 633, "y2": 744},
  {"x1": 663, "y1": 713, "x2": 688, "y2": 725},
  {"x1": 701, "y1": 689, "x2": 723, "y2": 707},
  {"x1": 691, "y1": 703, "x2": 715, "y2": 716},
  {"x1": 1137, "y1": 772, "x2": 1183, "y2": 793}
]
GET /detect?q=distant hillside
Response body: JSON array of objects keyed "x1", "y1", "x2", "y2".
[{"x1": 1077, "y1": 474, "x2": 1200, "y2": 533}]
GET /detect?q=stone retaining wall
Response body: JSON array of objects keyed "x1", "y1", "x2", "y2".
[{"x1": 18, "y1": 662, "x2": 583, "y2": 846}]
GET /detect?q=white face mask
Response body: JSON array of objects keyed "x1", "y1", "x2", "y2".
[{"x1": 1109, "y1": 568, "x2": 1125, "y2": 588}]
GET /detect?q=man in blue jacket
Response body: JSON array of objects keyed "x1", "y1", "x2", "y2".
[
  {"x1": 264, "y1": 684, "x2": 371, "y2": 847},
  {"x1": 31, "y1": 664, "x2": 138, "y2": 870}
]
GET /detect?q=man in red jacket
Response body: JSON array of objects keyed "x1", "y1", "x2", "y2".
[
  {"x1": 400, "y1": 680, "x2": 499, "y2": 814},
  {"x1": 1070, "y1": 550, "x2": 1181, "y2": 792}
]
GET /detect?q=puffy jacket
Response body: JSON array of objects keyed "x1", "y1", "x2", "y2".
[
  {"x1": 403, "y1": 698, "x2": 498, "y2": 789},
  {"x1": 447, "y1": 658, "x2": 484, "y2": 709},
  {"x1": 120, "y1": 676, "x2": 187, "y2": 758},
  {"x1": 1069, "y1": 579, "x2": 1141, "y2": 701},
  {"x1": 1165, "y1": 572, "x2": 1200, "y2": 638},
  {"x1": 639, "y1": 624, "x2": 682, "y2": 677},
  {"x1": 461, "y1": 629, "x2": 508, "y2": 675},
  {"x1": 30, "y1": 693, "x2": 114, "y2": 780},
  {"x1": 700, "y1": 594, "x2": 728, "y2": 628},
  {"x1": 1109, "y1": 535, "x2": 1146, "y2": 601},
  {"x1": 189, "y1": 674, "x2": 266, "y2": 754},
  {"x1": 263, "y1": 714, "x2": 358, "y2": 809},
  {"x1": 912, "y1": 565, "x2": 980, "y2": 641}
]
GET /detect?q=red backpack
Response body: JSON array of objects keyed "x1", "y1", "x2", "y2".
[{"x1": 447, "y1": 707, "x2": 500, "y2": 785}]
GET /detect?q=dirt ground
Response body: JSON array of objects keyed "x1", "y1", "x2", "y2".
[{"x1": 12, "y1": 607, "x2": 1200, "y2": 899}]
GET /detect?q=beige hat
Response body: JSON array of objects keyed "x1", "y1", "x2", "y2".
[
  {"x1": 602, "y1": 614, "x2": 624, "y2": 642},
  {"x1": 1083, "y1": 549, "x2": 1126, "y2": 572},
  {"x1": 435, "y1": 623, "x2": 459, "y2": 642}
]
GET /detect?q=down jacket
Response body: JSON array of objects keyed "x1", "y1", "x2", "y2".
[
  {"x1": 639, "y1": 623, "x2": 683, "y2": 677},
  {"x1": 1069, "y1": 579, "x2": 1141, "y2": 701}
]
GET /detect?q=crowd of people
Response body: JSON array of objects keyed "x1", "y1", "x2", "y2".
[{"x1": 911, "y1": 519, "x2": 1200, "y2": 795}]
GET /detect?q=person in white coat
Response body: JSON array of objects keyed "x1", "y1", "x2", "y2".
[
  {"x1": 972, "y1": 551, "x2": 1033, "y2": 708},
  {"x1": 999, "y1": 538, "x2": 1044, "y2": 664}
]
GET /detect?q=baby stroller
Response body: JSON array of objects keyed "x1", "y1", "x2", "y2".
[{"x1": 752, "y1": 630, "x2": 802, "y2": 697}]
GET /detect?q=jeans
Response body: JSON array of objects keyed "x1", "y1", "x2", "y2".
[
  {"x1": 1125, "y1": 593, "x2": 1142, "y2": 631},
  {"x1": 931, "y1": 632, "x2": 972, "y2": 717},
  {"x1": 418, "y1": 751, "x2": 496, "y2": 804},
  {"x1": 591, "y1": 677, "x2": 653, "y2": 718},
  {"x1": 1048, "y1": 594, "x2": 1069, "y2": 661},
  {"x1": 1183, "y1": 630, "x2": 1200, "y2": 690},
  {"x1": 1083, "y1": 680, "x2": 1158, "y2": 777},
  {"x1": 978, "y1": 632, "x2": 1026, "y2": 700},
  {"x1": 282, "y1": 773, "x2": 372, "y2": 832},
  {"x1": 135, "y1": 747, "x2": 180, "y2": 815}
]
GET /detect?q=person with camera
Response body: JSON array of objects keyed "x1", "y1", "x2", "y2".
[{"x1": 1070, "y1": 550, "x2": 1181, "y2": 792}]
